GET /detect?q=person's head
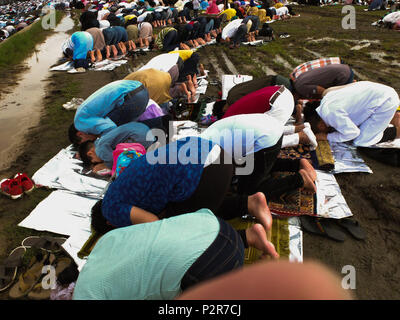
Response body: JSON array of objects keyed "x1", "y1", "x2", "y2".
[
  {"x1": 213, "y1": 99, "x2": 227, "y2": 119},
  {"x1": 63, "y1": 47, "x2": 73, "y2": 59},
  {"x1": 78, "y1": 140, "x2": 103, "y2": 167},
  {"x1": 68, "y1": 123, "x2": 97, "y2": 146},
  {"x1": 303, "y1": 101, "x2": 330, "y2": 134},
  {"x1": 91, "y1": 200, "x2": 115, "y2": 234},
  {"x1": 215, "y1": 33, "x2": 223, "y2": 43}
]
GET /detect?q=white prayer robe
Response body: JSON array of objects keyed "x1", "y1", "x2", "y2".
[{"x1": 316, "y1": 81, "x2": 399, "y2": 147}]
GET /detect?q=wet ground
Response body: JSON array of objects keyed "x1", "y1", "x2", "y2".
[
  {"x1": 0, "y1": 15, "x2": 74, "y2": 171},
  {"x1": 0, "y1": 6, "x2": 400, "y2": 300}
]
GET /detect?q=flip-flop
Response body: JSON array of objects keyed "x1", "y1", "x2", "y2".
[
  {"x1": 9, "y1": 252, "x2": 50, "y2": 299},
  {"x1": 22, "y1": 236, "x2": 67, "y2": 253},
  {"x1": 0, "y1": 246, "x2": 26, "y2": 292},
  {"x1": 300, "y1": 216, "x2": 347, "y2": 242},
  {"x1": 27, "y1": 256, "x2": 72, "y2": 300},
  {"x1": 336, "y1": 218, "x2": 366, "y2": 240}
]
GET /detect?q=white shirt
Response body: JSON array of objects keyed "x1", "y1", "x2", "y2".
[
  {"x1": 97, "y1": 9, "x2": 109, "y2": 20},
  {"x1": 201, "y1": 113, "x2": 283, "y2": 157},
  {"x1": 221, "y1": 19, "x2": 243, "y2": 40},
  {"x1": 317, "y1": 81, "x2": 400, "y2": 146},
  {"x1": 139, "y1": 53, "x2": 180, "y2": 73},
  {"x1": 382, "y1": 11, "x2": 400, "y2": 24}
]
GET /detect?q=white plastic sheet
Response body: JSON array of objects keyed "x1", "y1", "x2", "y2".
[
  {"x1": 31, "y1": 146, "x2": 108, "y2": 198},
  {"x1": 221, "y1": 74, "x2": 253, "y2": 100},
  {"x1": 330, "y1": 142, "x2": 373, "y2": 174}
]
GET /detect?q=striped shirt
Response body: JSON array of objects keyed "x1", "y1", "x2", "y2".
[
  {"x1": 155, "y1": 27, "x2": 176, "y2": 50},
  {"x1": 290, "y1": 57, "x2": 341, "y2": 81}
]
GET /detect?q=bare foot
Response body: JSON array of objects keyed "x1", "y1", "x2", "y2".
[
  {"x1": 199, "y1": 63, "x2": 205, "y2": 76},
  {"x1": 192, "y1": 73, "x2": 198, "y2": 88},
  {"x1": 246, "y1": 224, "x2": 279, "y2": 259},
  {"x1": 299, "y1": 169, "x2": 317, "y2": 193},
  {"x1": 300, "y1": 158, "x2": 317, "y2": 181},
  {"x1": 391, "y1": 111, "x2": 400, "y2": 127},
  {"x1": 247, "y1": 192, "x2": 272, "y2": 234},
  {"x1": 106, "y1": 46, "x2": 110, "y2": 59},
  {"x1": 111, "y1": 45, "x2": 118, "y2": 57},
  {"x1": 96, "y1": 50, "x2": 102, "y2": 62},
  {"x1": 186, "y1": 75, "x2": 196, "y2": 97},
  {"x1": 89, "y1": 50, "x2": 95, "y2": 63}
]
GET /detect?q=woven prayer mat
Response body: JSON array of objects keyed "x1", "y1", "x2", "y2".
[
  {"x1": 278, "y1": 144, "x2": 313, "y2": 161},
  {"x1": 267, "y1": 172, "x2": 317, "y2": 218},
  {"x1": 278, "y1": 142, "x2": 335, "y2": 172},
  {"x1": 228, "y1": 217, "x2": 290, "y2": 264}
]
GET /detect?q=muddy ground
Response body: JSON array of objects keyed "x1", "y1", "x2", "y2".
[{"x1": 1, "y1": 5, "x2": 400, "y2": 300}]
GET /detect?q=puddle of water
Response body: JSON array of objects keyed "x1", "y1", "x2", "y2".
[{"x1": 0, "y1": 16, "x2": 74, "y2": 171}]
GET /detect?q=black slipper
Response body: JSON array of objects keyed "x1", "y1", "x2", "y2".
[
  {"x1": 336, "y1": 218, "x2": 366, "y2": 240},
  {"x1": 300, "y1": 216, "x2": 347, "y2": 242}
]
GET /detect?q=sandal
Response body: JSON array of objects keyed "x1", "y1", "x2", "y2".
[
  {"x1": 336, "y1": 218, "x2": 366, "y2": 240},
  {"x1": 27, "y1": 256, "x2": 72, "y2": 300},
  {"x1": 22, "y1": 236, "x2": 67, "y2": 253},
  {"x1": 300, "y1": 216, "x2": 347, "y2": 242},
  {"x1": 0, "y1": 246, "x2": 26, "y2": 292},
  {"x1": 9, "y1": 252, "x2": 50, "y2": 299}
]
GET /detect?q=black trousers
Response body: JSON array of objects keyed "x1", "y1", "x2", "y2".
[
  {"x1": 237, "y1": 136, "x2": 304, "y2": 200},
  {"x1": 164, "y1": 149, "x2": 249, "y2": 220},
  {"x1": 178, "y1": 53, "x2": 200, "y2": 82}
]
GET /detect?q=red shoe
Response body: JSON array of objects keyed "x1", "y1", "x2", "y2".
[
  {"x1": 14, "y1": 173, "x2": 35, "y2": 194},
  {"x1": 1, "y1": 178, "x2": 23, "y2": 199}
]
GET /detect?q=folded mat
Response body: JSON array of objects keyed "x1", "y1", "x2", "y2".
[{"x1": 313, "y1": 140, "x2": 335, "y2": 172}]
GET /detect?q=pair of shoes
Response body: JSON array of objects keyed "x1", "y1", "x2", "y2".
[
  {"x1": 300, "y1": 216, "x2": 366, "y2": 242},
  {"x1": 8, "y1": 250, "x2": 72, "y2": 300},
  {"x1": 1, "y1": 173, "x2": 35, "y2": 200}
]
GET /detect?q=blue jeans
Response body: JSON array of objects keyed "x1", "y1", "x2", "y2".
[
  {"x1": 180, "y1": 217, "x2": 245, "y2": 291},
  {"x1": 107, "y1": 86, "x2": 149, "y2": 126}
]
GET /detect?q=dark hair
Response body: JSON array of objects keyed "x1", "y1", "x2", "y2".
[
  {"x1": 91, "y1": 200, "x2": 115, "y2": 235},
  {"x1": 216, "y1": 33, "x2": 222, "y2": 43},
  {"x1": 57, "y1": 263, "x2": 79, "y2": 285},
  {"x1": 303, "y1": 101, "x2": 322, "y2": 134},
  {"x1": 78, "y1": 140, "x2": 95, "y2": 167},
  {"x1": 63, "y1": 48, "x2": 73, "y2": 59},
  {"x1": 68, "y1": 123, "x2": 81, "y2": 146},
  {"x1": 213, "y1": 99, "x2": 227, "y2": 119}
]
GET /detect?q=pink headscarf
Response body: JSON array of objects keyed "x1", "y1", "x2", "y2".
[{"x1": 206, "y1": 0, "x2": 220, "y2": 14}]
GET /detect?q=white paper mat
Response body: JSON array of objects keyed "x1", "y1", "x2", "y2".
[
  {"x1": 32, "y1": 146, "x2": 108, "y2": 198},
  {"x1": 50, "y1": 58, "x2": 128, "y2": 72},
  {"x1": 315, "y1": 170, "x2": 353, "y2": 219}
]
